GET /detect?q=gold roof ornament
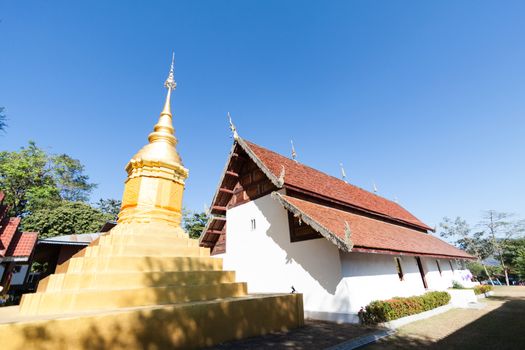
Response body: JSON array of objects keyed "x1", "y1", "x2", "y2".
[
  {"x1": 290, "y1": 140, "x2": 297, "y2": 162},
  {"x1": 228, "y1": 112, "x2": 239, "y2": 140},
  {"x1": 340, "y1": 163, "x2": 348, "y2": 183}
]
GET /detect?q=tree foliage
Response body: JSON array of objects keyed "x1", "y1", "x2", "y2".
[
  {"x1": 478, "y1": 210, "x2": 525, "y2": 285},
  {"x1": 512, "y1": 247, "x2": 525, "y2": 279},
  {"x1": 22, "y1": 201, "x2": 113, "y2": 238},
  {"x1": 95, "y1": 198, "x2": 121, "y2": 219},
  {"x1": 51, "y1": 154, "x2": 96, "y2": 202},
  {"x1": 439, "y1": 217, "x2": 492, "y2": 259},
  {"x1": 182, "y1": 209, "x2": 208, "y2": 239},
  {"x1": 0, "y1": 142, "x2": 96, "y2": 217},
  {"x1": 440, "y1": 212, "x2": 525, "y2": 285}
]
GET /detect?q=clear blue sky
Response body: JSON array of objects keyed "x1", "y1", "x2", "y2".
[{"x1": 1, "y1": 1, "x2": 524, "y2": 229}]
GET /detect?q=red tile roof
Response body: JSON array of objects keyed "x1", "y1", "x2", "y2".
[
  {"x1": 0, "y1": 217, "x2": 21, "y2": 256},
  {"x1": 5, "y1": 231, "x2": 38, "y2": 258},
  {"x1": 275, "y1": 194, "x2": 473, "y2": 259},
  {"x1": 243, "y1": 140, "x2": 432, "y2": 231}
]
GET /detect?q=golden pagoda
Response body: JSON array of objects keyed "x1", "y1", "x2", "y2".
[{"x1": 0, "y1": 57, "x2": 303, "y2": 349}]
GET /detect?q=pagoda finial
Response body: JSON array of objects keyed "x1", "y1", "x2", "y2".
[
  {"x1": 291, "y1": 140, "x2": 297, "y2": 162},
  {"x1": 228, "y1": 112, "x2": 239, "y2": 140},
  {"x1": 164, "y1": 52, "x2": 177, "y2": 91},
  {"x1": 340, "y1": 163, "x2": 348, "y2": 183}
]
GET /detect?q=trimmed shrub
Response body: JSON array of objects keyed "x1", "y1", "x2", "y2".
[
  {"x1": 474, "y1": 285, "x2": 493, "y2": 295},
  {"x1": 452, "y1": 280, "x2": 465, "y2": 289},
  {"x1": 358, "y1": 291, "x2": 451, "y2": 324}
]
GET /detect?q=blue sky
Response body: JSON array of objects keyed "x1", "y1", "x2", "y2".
[{"x1": 1, "y1": 1, "x2": 524, "y2": 229}]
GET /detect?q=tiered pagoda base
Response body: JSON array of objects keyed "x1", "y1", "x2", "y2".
[{"x1": 0, "y1": 222, "x2": 304, "y2": 349}]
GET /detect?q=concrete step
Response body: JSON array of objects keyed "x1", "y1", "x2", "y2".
[
  {"x1": 83, "y1": 244, "x2": 210, "y2": 258},
  {"x1": 39, "y1": 270, "x2": 236, "y2": 293},
  {"x1": 1, "y1": 294, "x2": 304, "y2": 350},
  {"x1": 21, "y1": 282, "x2": 249, "y2": 315},
  {"x1": 55, "y1": 256, "x2": 223, "y2": 274}
]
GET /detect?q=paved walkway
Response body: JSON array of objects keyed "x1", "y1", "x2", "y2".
[
  {"x1": 365, "y1": 286, "x2": 525, "y2": 350},
  {"x1": 208, "y1": 320, "x2": 380, "y2": 350}
]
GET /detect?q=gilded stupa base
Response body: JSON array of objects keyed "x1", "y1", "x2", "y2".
[{"x1": 0, "y1": 223, "x2": 304, "y2": 349}]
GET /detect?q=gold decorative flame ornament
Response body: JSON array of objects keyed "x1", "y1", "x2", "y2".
[{"x1": 118, "y1": 54, "x2": 189, "y2": 229}]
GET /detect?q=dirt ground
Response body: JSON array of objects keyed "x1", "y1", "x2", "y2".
[{"x1": 366, "y1": 286, "x2": 525, "y2": 350}]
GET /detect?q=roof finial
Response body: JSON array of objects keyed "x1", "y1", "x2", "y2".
[
  {"x1": 164, "y1": 52, "x2": 177, "y2": 91},
  {"x1": 373, "y1": 181, "x2": 378, "y2": 193},
  {"x1": 291, "y1": 140, "x2": 297, "y2": 162},
  {"x1": 394, "y1": 196, "x2": 399, "y2": 203},
  {"x1": 340, "y1": 163, "x2": 348, "y2": 183},
  {"x1": 227, "y1": 112, "x2": 239, "y2": 140}
]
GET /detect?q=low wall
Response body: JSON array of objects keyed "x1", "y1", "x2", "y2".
[{"x1": 448, "y1": 289, "x2": 478, "y2": 307}]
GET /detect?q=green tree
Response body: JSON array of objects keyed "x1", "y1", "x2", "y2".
[
  {"x1": 0, "y1": 141, "x2": 57, "y2": 216},
  {"x1": 478, "y1": 211, "x2": 525, "y2": 285},
  {"x1": 439, "y1": 216, "x2": 494, "y2": 283},
  {"x1": 22, "y1": 201, "x2": 112, "y2": 238},
  {"x1": 0, "y1": 142, "x2": 96, "y2": 217},
  {"x1": 95, "y1": 198, "x2": 121, "y2": 219},
  {"x1": 51, "y1": 154, "x2": 96, "y2": 202},
  {"x1": 502, "y1": 239, "x2": 525, "y2": 267},
  {"x1": 182, "y1": 210, "x2": 208, "y2": 239},
  {"x1": 512, "y1": 248, "x2": 525, "y2": 280},
  {"x1": 0, "y1": 107, "x2": 7, "y2": 132}
]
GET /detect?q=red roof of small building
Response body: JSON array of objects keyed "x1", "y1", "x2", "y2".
[
  {"x1": 0, "y1": 191, "x2": 38, "y2": 259},
  {"x1": 5, "y1": 231, "x2": 38, "y2": 257},
  {"x1": 243, "y1": 140, "x2": 432, "y2": 231},
  {"x1": 274, "y1": 194, "x2": 473, "y2": 259},
  {"x1": 0, "y1": 217, "x2": 21, "y2": 256}
]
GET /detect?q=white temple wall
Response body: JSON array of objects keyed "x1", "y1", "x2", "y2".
[
  {"x1": 218, "y1": 193, "x2": 473, "y2": 323},
  {"x1": 339, "y1": 252, "x2": 427, "y2": 313},
  {"x1": 221, "y1": 194, "x2": 352, "y2": 321}
]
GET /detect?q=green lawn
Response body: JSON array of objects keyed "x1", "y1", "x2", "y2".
[{"x1": 366, "y1": 286, "x2": 525, "y2": 350}]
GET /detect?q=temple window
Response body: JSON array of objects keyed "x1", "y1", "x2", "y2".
[{"x1": 395, "y1": 257, "x2": 404, "y2": 281}]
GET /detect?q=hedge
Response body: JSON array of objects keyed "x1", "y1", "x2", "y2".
[
  {"x1": 474, "y1": 285, "x2": 493, "y2": 295},
  {"x1": 358, "y1": 291, "x2": 451, "y2": 324}
]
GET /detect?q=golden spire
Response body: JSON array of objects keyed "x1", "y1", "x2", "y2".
[
  {"x1": 118, "y1": 54, "x2": 189, "y2": 228},
  {"x1": 130, "y1": 53, "x2": 184, "y2": 167}
]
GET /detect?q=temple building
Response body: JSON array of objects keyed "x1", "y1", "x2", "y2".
[
  {"x1": 0, "y1": 59, "x2": 303, "y2": 349},
  {"x1": 199, "y1": 135, "x2": 475, "y2": 323}
]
